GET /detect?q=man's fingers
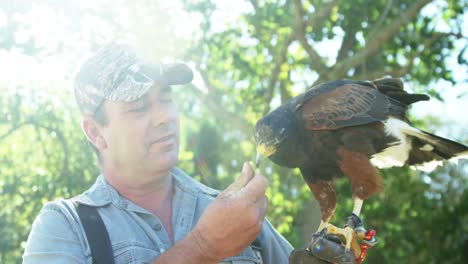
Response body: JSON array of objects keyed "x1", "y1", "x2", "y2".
[
  {"x1": 241, "y1": 173, "x2": 269, "y2": 202},
  {"x1": 221, "y1": 162, "x2": 255, "y2": 196},
  {"x1": 225, "y1": 162, "x2": 253, "y2": 192}
]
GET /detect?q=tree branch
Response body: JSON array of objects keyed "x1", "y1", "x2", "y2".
[
  {"x1": 36, "y1": 124, "x2": 69, "y2": 180},
  {"x1": 292, "y1": 0, "x2": 332, "y2": 76},
  {"x1": 279, "y1": 73, "x2": 292, "y2": 104},
  {"x1": 0, "y1": 123, "x2": 26, "y2": 141},
  {"x1": 323, "y1": 0, "x2": 433, "y2": 81},
  {"x1": 304, "y1": 0, "x2": 339, "y2": 30},
  {"x1": 249, "y1": 0, "x2": 259, "y2": 11},
  {"x1": 196, "y1": 65, "x2": 218, "y2": 95},
  {"x1": 262, "y1": 33, "x2": 294, "y2": 116},
  {"x1": 366, "y1": 0, "x2": 394, "y2": 41},
  {"x1": 353, "y1": 65, "x2": 412, "y2": 81},
  {"x1": 187, "y1": 84, "x2": 251, "y2": 133},
  {"x1": 353, "y1": 31, "x2": 453, "y2": 80},
  {"x1": 0, "y1": 120, "x2": 69, "y2": 180},
  {"x1": 336, "y1": 29, "x2": 357, "y2": 61},
  {"x1": 248, "y1": 0, "x2": 271, "y2": 52}
]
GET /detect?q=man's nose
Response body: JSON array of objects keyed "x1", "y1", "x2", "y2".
[
  {"x1": 154, "y1": 122, "x2": 176, "y2": 134},
  {"x1": 150, "y1": 103, "x2": 172, "y2": 128}
]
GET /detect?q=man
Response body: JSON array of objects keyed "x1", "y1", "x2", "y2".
[{"x1": 22, "y1": 43, "x2": 294, "y2": 263}]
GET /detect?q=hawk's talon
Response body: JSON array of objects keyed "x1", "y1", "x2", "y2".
[
  {"x1": 316, "y1": 219, "x2": 379, "y2": 261},
  {"x1": 317, "y1": 227, "x2": 328, "y2": 237},
  {"x1": 343, "y1": 226, "x2": 354, "y2": 251}
]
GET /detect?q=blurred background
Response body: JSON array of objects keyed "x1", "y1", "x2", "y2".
[{"x1": 0, "y1": 0, "x2": 467, "y2": 263}]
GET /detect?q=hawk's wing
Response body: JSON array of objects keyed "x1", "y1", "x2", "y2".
[{"x1": 296, "y1": 80, "x2": 404, "y2": 130}]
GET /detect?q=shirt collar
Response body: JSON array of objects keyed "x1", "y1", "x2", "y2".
[
  {"x1": 74, "y1": 175, "x2": 113, "y2": 207},
  {"x1": 74, "y1": 167, "x2": 219, "y2": 208}
]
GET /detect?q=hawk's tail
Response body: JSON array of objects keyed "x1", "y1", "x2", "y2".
[
  {"x1": 372, "y1": 78, "x2": 430, "y2": 105},
  {"x1": 402, "y1": 128, "x2": 468, "y2": 171},
  {"x1": 370, "y1": 117, "x2": 467, "y2": 172}
]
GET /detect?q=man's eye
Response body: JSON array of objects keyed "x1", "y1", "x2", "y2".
[
  {"x1": 159, "y1": 94, "x2": 173, "y2": 103},
  {"x1": 129, "y1": 105, "x2": 149, "y2": 112}
]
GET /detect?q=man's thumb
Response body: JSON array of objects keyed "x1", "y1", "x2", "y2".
[
  {"x1": 223, "y1": 162, "x2": 254, "y2": 194},
  {"x1": 238, "y1": 162, "x2": 254, "y2": 186}
]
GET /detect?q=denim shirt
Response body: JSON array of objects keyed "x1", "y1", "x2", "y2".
[{"x1": 23, "y1": 167, "x2": 293, "y2": 264}]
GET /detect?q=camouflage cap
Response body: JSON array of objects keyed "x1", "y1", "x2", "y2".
[{"x1": 74, "y1": 43, "x2": 193, "y2": 115}]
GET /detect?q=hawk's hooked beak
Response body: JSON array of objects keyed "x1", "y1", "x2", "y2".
[
  {"x1": 255, "y1": 144, "x2": 277, "y2": 168},
  {"x1": 255, "y1": 152, "x2": 262, "y2": 168}
]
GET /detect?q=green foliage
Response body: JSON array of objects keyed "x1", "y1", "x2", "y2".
[
  {"x1": 1, "y1": 0, "x2": 467, "y2": 263},
  {"x1": 0, "y1": 88, "x2": 99, "y2": 262}
]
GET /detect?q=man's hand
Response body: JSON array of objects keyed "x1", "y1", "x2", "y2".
[
  {"x1": 190, "y1": 162, "x2": 269, "y2": 263},
  {"x1": 289, "y1": 226, "x2": 378, "y2": 264},
  {"x1": 289, "y1": 229, "x2": 357, "y2": 264}
]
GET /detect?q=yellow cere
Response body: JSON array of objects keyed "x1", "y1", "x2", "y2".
[{"x1": 256, "y1": 144, "x2": 277, "y2": 157}]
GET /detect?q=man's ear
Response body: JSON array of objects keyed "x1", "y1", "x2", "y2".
[{"x1": 81, "y1": 117, "x2": 108, "y2": 150}]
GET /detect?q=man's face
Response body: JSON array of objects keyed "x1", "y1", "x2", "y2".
[{"x1": 99, "y1": 82, "x2": 180, "y2": 176}]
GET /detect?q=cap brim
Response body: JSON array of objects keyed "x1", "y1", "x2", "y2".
[
  {"x1": 159, "y1": 63, "x2": 194, "y2": 85},
  {"x1": 107, "y1": 63, "x2": 194, "y2": 102}
]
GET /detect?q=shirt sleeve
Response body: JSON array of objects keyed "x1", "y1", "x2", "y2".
[
  {"x1": 22, "y1": 201, "x2": 91, "y2": 264},
  {"x1": 258, "y1": 218, "x2": 294, "y2": 264}
]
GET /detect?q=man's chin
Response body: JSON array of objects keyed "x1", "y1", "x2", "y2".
[{"x1": 146, "y1": 153, "x2": 179, "y2": 172}]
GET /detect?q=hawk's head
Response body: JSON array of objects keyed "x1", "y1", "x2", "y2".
[{"x1": 254, "y1": 108, "x2": 295, "y2": 166}]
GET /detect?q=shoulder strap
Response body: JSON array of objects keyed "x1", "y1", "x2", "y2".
[
  {"x1": 73, "y1": 202, "x2": 115, "y2": 264},
  {"x1": 251, "y1": 237, "x2": 263, "y2": 263},
  {"x1": 251, "y1": 237, "x2": 262, "y2": 250}
]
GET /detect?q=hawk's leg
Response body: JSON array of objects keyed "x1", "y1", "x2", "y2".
[
  {"x1": 306, "y1": 180, "x2": 362, "y2": 254},
  {"x1": 353, "y1": 197, "x2": 363, "y2": 216},
  {"x1": 315, "y1": 199, "x2": 369, "y2": 256},
  {"x1": 333, "y1": 147, "x2": 383, "y2": 252}
]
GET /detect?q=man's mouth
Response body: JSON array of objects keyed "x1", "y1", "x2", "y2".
[
  {"x1": 152, "y1": 134, "x2": 174, "y2": 143},
  {"x1": 147, "y1": 134, "x2": 176, "y2": 149}
]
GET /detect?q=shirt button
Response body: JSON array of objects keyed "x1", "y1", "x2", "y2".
[{"x1": 153, "y1": 223, "x2": 162, "y2": 231}]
